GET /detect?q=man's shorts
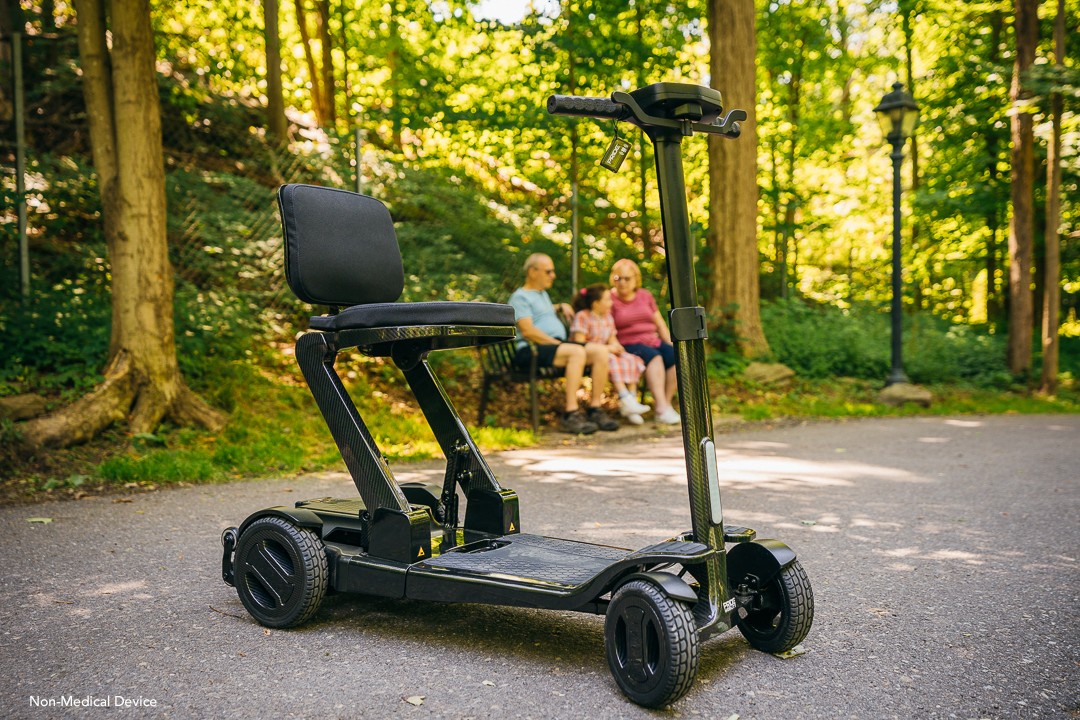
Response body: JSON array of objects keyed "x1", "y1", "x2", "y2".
[
  {"x1": 513, "y1": 343, "x2": 561, "y2": 368},
  {"x1": 624, "y1": 341, "x2": 676, "y2": 369}
]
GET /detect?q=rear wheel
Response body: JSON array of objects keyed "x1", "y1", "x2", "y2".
[
  {"x1": 604, "y1": 579, "x2": 699, "y2": 708},
  {"x1": 233, "y1": 516, "x2": 328, "y2": 628},
  {"x1": 734, "y1": 559, "x2": 813, "y2": 653}
]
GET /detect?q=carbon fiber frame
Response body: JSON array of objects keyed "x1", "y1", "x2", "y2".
[{"x1": 294, "y1": 323, "x2": 520, "y2": 555}]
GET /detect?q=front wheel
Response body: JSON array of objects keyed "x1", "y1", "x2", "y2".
[
  {"x1": 734, "y1": 559, "x2": 813, "y2": 653},
  {"x1": 604, "y1": 579, "x2": 699, "y2": 708},
  {"x1": 233, "y1": 516, "x2": 328, "y2": 628}
]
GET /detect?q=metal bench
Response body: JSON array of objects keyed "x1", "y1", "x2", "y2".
[{"x1": 476, "y1": 341, "x2": 567, "y2": 432}]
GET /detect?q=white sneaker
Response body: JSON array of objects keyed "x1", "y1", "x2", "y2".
[
  {"x1": 625, "y1": 413, "x2": 644, "y2": 425},
  {"x1": 655, "y1": 407, "x2": 681, "y2": 425},
  {"x1": 619, "y1": 396, "x2": 651, "y2": 416}
]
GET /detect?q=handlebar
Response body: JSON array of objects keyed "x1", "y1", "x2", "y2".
[
  {"x1": 547, "y1": 89, "x2": 744, "y2": 139},
  {"x1": 546, "y1": 95, "x2": 627, "y2": 121}
]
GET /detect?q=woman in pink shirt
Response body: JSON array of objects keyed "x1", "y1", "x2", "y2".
[{"x1": 608, "y1": 259, "x2": 680, "y2": 424}]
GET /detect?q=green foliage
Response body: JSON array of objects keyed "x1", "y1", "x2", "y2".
[
  {"x1": 363, "y1": 160, "x2": 526, "y2": 302},
  {"x1": 761, "y1": 300, "x2": 1016, "y2": 387},
  {"x1": 762, "y1": 300, "x2": 890, "y2": 379},
  {"x1": 6, "y1": 0, "x2": 1079, "y2": 497},
  {"x1": 0, "y1": 285, "x2": 109, "y2": 400}
]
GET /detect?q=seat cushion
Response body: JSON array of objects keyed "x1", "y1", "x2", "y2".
[{"x1": 310, "y1": 301, "x2": 516, "y2": 331}]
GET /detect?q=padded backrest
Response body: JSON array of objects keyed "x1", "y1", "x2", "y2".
[{"x1": 279, "y1": 184, "x2": 404, "y2": 307}]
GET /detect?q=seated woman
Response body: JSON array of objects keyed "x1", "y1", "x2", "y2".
[{"x1": 608, "y1": 259, "x2": 680, "y2": 425}]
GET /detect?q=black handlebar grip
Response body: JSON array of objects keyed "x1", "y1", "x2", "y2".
[{"x1": 547, "y1": 95, "x2": 625, "y2": 120}]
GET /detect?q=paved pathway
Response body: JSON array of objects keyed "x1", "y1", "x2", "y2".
[{"x1": 1, "y1": 414, "x2": 1077, "y2": 719}]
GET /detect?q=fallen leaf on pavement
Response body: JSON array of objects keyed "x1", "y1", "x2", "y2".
[{"x1": 774, "y1": 644, "x2": 807, "y2": 659}]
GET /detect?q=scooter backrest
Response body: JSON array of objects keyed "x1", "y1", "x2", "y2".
[{"x1": 278, "y1": 183, "x2": 404, "y2": 307}]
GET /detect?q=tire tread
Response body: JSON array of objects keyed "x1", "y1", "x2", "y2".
[
  {"x1": 235, "y1": 516, "x2": 328, "y2": 628},
  {"x1": 606, "y1": 579, "x2": 699, "y2": 707}
]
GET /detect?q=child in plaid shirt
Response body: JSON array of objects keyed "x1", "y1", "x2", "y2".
[{"x1": 571, "y1": 285, "x2": 651, "y2": 424}]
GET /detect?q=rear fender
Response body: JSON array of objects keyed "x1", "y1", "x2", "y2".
[
  {"x1": 223, "y1": 508, "x2": 325, "y2": 587},
  {"x1": 236, "y1": 506, "x2": 324, "y2": 536}
]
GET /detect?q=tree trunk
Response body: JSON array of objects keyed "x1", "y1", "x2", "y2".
[
  {"x1": 73, "y1": 0, "x2": 120, "y2": 353},
  {"x1": 316, "y1": 0, "x2": 336, "y2": 128},
  {"x1": 20, "y1": 0, "x2": 223, "y2": 449},
  {"x1": 707, "y1": 0, "x2": 769, "y2": 357},
  {"x1": 1006, "y1": 0, "x2": 1038, "y2": 377},
  {"x1": 263, "y1": 0, "x2": 288, "y2": 142},
  {"x1": 0, "y1": 0, "x2": 19, "y2": 124},
  {"x1": 40, "y1": 0, "x2": 56, "y2": 30},
  {"x1": 294, "y1": 0, "x2": 328, "y2": 128},
  {"x1": 634, "y1": 2, "x2": 653, "y2": 255},
  {"x1": 901, "y1": 1, "x2": 923, "y2": 307},
  {"x1": 984, "y1": 10, "x2": 1004, "y2": 325},
  {"x1": 387, "y1": 0, "x2": 403, "y2": 149},
  {"x1": 1040, "y1": 0, "x2": 1064, "y2": 393}
]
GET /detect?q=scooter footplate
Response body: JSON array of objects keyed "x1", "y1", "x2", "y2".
[{"x1": 417, "y1": 533, "x2": 629, "y2": 589}]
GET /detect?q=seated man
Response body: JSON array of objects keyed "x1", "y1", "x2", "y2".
[{"x1": 508, "y1": 253, "x2": 618, "y2": 434}]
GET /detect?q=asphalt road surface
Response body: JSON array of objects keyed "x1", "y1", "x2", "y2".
[{"x1": 2, "y1": 414, "x2": 1077, "y2": 719}]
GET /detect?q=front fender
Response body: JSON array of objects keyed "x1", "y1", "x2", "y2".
[{"x1": 726, "y1": 538, "x2": 797, "y2": 589}]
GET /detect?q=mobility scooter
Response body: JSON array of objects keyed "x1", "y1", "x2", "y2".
[{"x1": 221, "y1": 82, "x2": 813, "y2": 708}]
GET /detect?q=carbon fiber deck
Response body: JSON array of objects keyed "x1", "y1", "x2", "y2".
[
  {"x1": 417, "y1": 534, "x2": 630, "y2": 588},
  {"x1": 296, "y1": 497, "x2": 366, "y2": 515}
]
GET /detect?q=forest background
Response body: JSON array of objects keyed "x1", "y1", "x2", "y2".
[{"x1": 0, "y1": 0, "x2": 1077, "y2": 500}]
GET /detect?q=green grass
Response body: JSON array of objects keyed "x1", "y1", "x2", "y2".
[
  {"x1": 3, "y1": 350, "x2": 540, "y2": 502},
  {"x1": 4, "y1": 342, "x2": 1077, "y2": 504},
  {"x1": 711, "y1": 375, "x2": 1079, "y2": 423}
]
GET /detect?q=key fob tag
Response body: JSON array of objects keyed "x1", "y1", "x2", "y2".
[{"x1": 600, "y1": 136, "x2": 632, "y2": 172}]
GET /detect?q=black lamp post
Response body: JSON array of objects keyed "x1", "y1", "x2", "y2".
[{"x1": 874, "y1": 82, "x2": 920, "y2": 386}]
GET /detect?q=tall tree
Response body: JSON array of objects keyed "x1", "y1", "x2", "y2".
[
  {"x1": 20, "y1": 0, "x2": 223, "y2": 448},
  {"x1": 1040, "y1": 0, "x2": 1065, "y2": 393},
  {"x1": 294, "y1": 0, "x2": 335, "y2": 128},
  {"x1": 0, "y1": 0, "x2": 21, "y2": 123},
  {"x1": 706, "y1": 0, "x2": 768, "y2": 356},
  {"x1": 1006, "y1": 0, "x2": 1038, "y2": 376},
  {"x1": 983, "y1": 9, "x2": 1006, "y2": 325},
  {"x1": 263, "y1": 0, "x2": 288, "y2": 142}
]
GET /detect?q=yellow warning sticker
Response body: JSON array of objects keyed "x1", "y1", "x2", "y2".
[
  {"x1": 509, "y1": 522, "x2": 516, "y2": 532},
  {"x1": 417, "y1": 546, "x2": 426, "y2": 558}
]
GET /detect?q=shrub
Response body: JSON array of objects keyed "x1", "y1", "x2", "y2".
[{"x1": 761, "y1": 299, "x2": 1012, "y2": 386}]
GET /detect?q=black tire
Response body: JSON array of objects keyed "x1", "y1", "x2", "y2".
[
  {"x1": 604, "y1": 579, "x2": 699, "y2": 708},
  {"x1": 233, "y1": 516, "x2": 328, "y2": 628},
  {"x1": 734, "y1": 559, "x2": 813, "y2": 653}
]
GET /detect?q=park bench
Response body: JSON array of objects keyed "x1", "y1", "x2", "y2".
[
  {"x1": 476, "y1": 341, "x2": 568, "y2": 432},
  {"x1": 476, "y1": 337, "x2": 645, "y2": 433}
]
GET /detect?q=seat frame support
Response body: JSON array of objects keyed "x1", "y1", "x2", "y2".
[{"x1": 295, "y1": 323, "x2": 519, "y2": 561}]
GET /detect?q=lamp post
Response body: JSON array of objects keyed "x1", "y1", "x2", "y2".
[{"x1": 874, "y1": 82, "x2": 920, "y2": 386}]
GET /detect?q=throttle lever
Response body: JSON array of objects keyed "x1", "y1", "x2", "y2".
[{"x1": 714, "y1": 109, "x2": 748, "y2": 137}]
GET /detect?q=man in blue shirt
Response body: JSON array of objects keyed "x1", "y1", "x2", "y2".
[{"x1": 508, "y1": 253, "x2": 617, "y2": 434}]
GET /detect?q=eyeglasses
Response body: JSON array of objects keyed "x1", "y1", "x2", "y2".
[
  {"x1": 612, "y1": 275, "x2": 633, "y2": 282},
  {"x1": 534, "y1": 267, "x2": 555, "y2": 275}
]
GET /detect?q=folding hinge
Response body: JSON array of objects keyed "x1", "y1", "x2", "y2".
[{"x1": 669, "y1": 306, "x2": 707, "y2": 342}]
